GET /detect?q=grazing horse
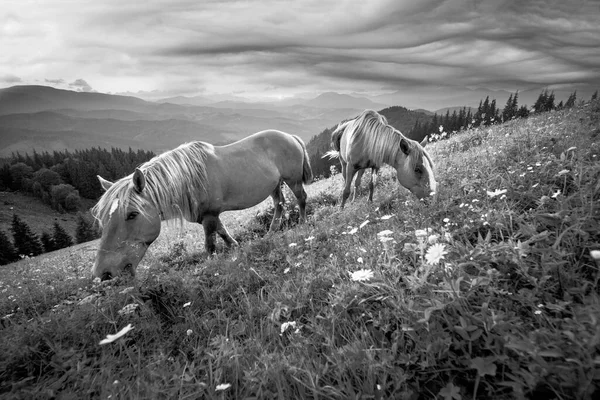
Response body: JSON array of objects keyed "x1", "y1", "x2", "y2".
[
  {"x1": 324, "y1": 109, "x2": 436, "y2": 208},
  {"x1": 91, "y1": 130, "x2": 313, "y2": 280}
]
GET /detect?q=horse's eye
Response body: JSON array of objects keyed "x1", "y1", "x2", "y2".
[
  {"x1": 126, "y1": 211, "x2": 139, "y2": 221},
  {"x1": 415, "y1": 166, "x2": 423, "y2": 175}
]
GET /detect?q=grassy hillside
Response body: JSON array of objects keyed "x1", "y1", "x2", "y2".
[
  {"x1": 1, "y1": 101, "x2": 599, "y2": 399},
  {"x1": 0, "y1": 191, "x2": 94, "y2": 240}
]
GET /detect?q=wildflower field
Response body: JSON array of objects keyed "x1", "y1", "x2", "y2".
[{"x1": 1, "y1": 101, "x2": 599, "y2": 399}]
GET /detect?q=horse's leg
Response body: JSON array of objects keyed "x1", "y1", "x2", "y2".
[
  {"x1": 340, "y1": 164, "x2": 357, "y2": 209},
  {"x1": 368, "y1": 167, "x2": 379, "y2": 202},
  {"x1": 269, "y1": 183, "x2": 285, "y2": 231},
  {"x1": 216, "y1": 217, "x2": 238, "y2": 248},
  {"x1": 202, "y1": 215, "x2": 218, "y2": 254},
  {"x1": 286, "y1": 180, "x2": 308, "y2": 223},
  {"x1": 353, "y1": 169, "x2": 365, "y2": 201}
]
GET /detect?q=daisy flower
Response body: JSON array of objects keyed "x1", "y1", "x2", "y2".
[
  {"x1": 350, "y1": 269, "x2": 374, "y2": 282},
  {"x1": 425, "y1": 244, "x2": 448, "y2": 265}
]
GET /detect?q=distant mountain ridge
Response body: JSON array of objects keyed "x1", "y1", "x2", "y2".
[{"x1": 0, "y1": 85, "x2": 375, "y2": 157}]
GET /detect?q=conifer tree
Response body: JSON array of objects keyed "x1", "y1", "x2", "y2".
[
  {"x1": 565, "y1": 91, "x2": 577, "y2": 108},
  {"x1": 11, "y1": 214, "x2": 43, "y2": 257},
  {"x1": 533, "y1": 90, "x2": 548, "y2": 113},
  {"x1": 75, "y1": 212, "x2": 100, "y2": 244},
  {"x1": 41, "y1": 231, "x2": 56, "y2": 253},
  {"x1": 502, "y1": 93, "x2": 514, "y2": 121},
  {"x1": 52, "y1": 222, "x2": 73, "y2": 250},
  {"x1": 592, "y1": 90, "x2": 598, "y2": 101},
  {"x1": 0, "y1": 230, "x2": 19, "y2": 265}
]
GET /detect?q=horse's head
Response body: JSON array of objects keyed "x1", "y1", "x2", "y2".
[
  {"x1": 92, "y1": 169, "x2": 161, "y2": 281},
  {"x1": 394, "y1": 136, "x2": 437, "y2": 201}
]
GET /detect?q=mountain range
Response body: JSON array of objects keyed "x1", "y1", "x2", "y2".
[
  {"x1": 0, "y1": 84, "x2": 589, "y2": 158},
  {"x1": 0, "y1": 85, "x2": 395, "y2": 157}
]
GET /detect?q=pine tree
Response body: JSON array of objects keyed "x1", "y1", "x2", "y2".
[
  {"x1": 592, "y1": 90, "x2": 598, "y2": 101},
  {"x1": 11, "y1": 214, "x2": 43, "y2": 257},
  {"x1": 75, "y1": 212, "x2": 100, "y2": 244},
  {"x1": 533, "y1": 90, "x2": 548, "y2": 113},
  {"x1": 52, "y1": 222, "x2": 73, "y2": 250},
  {"x1": 41, "y1": 231, "x2": 56, "y2": 252},
  {"x1": 502, "y1": 93, "x2": 514, "y2": 121},
  {"x1": 545, "y1": 91, "x2": 555, "y2": 111},
  {"x1": 0, "y1": 230, "x2": 19, "y2": 265},
  {"x1": 565, "y1": 91, "x2": 577, "y2": 108}
]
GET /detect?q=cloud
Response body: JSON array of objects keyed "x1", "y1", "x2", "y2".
[
  {"x1": 45, "y1": 78, "x2": 65, "y2": 84},
  {"x1": 0, "y1": 74, "x2": 22, "y2": 84},
  {"x1": 69, "y1": 79, "x2": 94, "y2": 92},
  {"x1": 1, "y1": 0, "x2": 598, "y2": 104}
]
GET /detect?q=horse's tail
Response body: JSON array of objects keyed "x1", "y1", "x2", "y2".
[
  {"x1": 331, "y1": 121, "x2": 349, "y2": 151},
  {"x1": 292, "y1": 135, "x2": 313, "y2": 184},
  {"x1": 322, "y1": 150, "x2": 340, "y2": 160}
]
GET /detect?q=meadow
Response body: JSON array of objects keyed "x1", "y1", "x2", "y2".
[{"x1": 1, "y1": 100, "x2": 599, "y2": 399}]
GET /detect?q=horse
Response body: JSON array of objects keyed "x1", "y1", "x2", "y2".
[
  {"x1": 91, "y1": 129, "x2": 313, "y2": 281},
  {"x1": 323, "y1": 109, "x2": 436, "y2": 208}
]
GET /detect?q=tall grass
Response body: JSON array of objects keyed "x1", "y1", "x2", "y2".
[{"x1": 1, "y1": 101, "x2": 599, "y2": 399}]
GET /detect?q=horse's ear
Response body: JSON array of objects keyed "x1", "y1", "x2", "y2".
[
  {"x1": 97, "y1": 175, "x2": 114, "y2": 191},
  {"x1": 132, "y1": 168, "x2": 145, "y2": 193},
  {"x1": 400, "y1": 138, "x2": 410, "y2": 155},
  {"x1": 420, "y1": 136, "x2": 428, "y2": 147}
]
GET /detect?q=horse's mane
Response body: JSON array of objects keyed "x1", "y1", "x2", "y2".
[
  {"x1": 341, "y1": 109, "x2": 433, "y2": 171},
  {"x1": 92, "y1": 142, "x2": 211, "y2": 226}
]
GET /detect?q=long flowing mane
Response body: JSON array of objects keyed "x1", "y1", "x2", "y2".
[
  {"x1": 92, "y1": 142, "x2": 211, "y2": 226},
  {"x1": 337, "y1": 109, "x2": 434, "y2": 170}
]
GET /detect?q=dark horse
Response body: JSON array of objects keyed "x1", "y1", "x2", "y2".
[
  {"x1": 92, "y1": 130, "x2": 313, "y2": 280},
  {"x1": 324, "y1": 109, "x2": 436, "y2": 208}
]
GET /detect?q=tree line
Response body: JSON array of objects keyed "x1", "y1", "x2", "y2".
[
  {"x1": 0, "y1": 213, "x2": 99, "y2": 265},
  {"x1": 414, "y1": 89, "x2": 596, "y2": 143},
  {"x1": 307, "y1": 88, "x2": 597, "y2": 178},
  {"x1": 0, "y1": 147, "x2": 155, "y2": 208}
]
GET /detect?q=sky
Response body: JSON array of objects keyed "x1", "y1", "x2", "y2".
[{"x1": 1, "y1": 0, "x2": 600, "y2": 107}]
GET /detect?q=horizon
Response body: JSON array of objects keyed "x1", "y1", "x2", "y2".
[{"x1": 2, "y1": 0, "x2": 600, "y2": 110}]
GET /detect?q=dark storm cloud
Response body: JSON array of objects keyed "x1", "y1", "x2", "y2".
[{"x1": 2, "y1": 0, "x2": 599, "y2": 99}]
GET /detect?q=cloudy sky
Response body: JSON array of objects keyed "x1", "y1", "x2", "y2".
[{"x1": 1, "y1": 0, "x2": 599, "y2": 107}]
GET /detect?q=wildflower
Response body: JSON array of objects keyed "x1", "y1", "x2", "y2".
[
  {"x1": 427, "y1": 234, "x2": 439, "y2": 244},
  {"x1": 534, "y1": 310, "x2": 542, "y2": 315},
  {"x1": 304, "y1": 236, "x2": 315, "y2": 242},
  {"x1": 551, "y1": 190, "x2": 561, "y2": 198},
  {"x1": 215, "y1": 383, "x2": 231, "y2": 391},
  {"x1": 288, "y1": 243, "x2": 297, "y2": 247},
  {"x1": 280, "y1": 321, "x2": 297, "y2": 334},
  {"x1": 380, "y1": 215, "x2": 393, "y2": 220},
  {"x1": 117, "y1": 303, "x2": 139, "y2": 316},
  {"x1": 357, "y1": 257, "x2": 364, "y2": 264},
  {"x1": 183, "y1": 302, "x2": 192, "y2": 308},
  {"x1": 347, "y1": 227, "x2": 358, "y2": 235},
  {"x1": 359, "y1": 220, "x2": 369, "y2": 229},
  {"x1": 486, "y1": 189, "x2": 507, "y2": 198},
  {"x1": 186, "y1": 329, "x2": 193, "y2": 336},
  {"x1": 99, "y1": 324, "x2": 134, "y2": 345},
  {"x1": 590, "y1": 250, "x2": 600, "y2": 260},
  {"x1": 377, "y1": 230, "x2": 393, "y2": 237},
  {"x1": 557, "y1": 169, "x2": 569, "y2": 176},
  {"x1": 425, "y1": 243, "x2": 448, "y2": 265},
  {"x1": 439, "y1": 125, "x2": 444, "y2": 132},
  {"x1": 284, "y1": 267, "x2": 290, "y2": 274},
  {"x1": 359, "y1": 247, "x2": 367, "y2": 253},
  {"x1": 414, "y1": 229, "x2": 428, "y2": 238},
  {"x1": 443, "y1": 218, "x2": 450, "y2": 223},
  {"x1": 350, "y1": 269, "x2": 374, "y2": 282}
]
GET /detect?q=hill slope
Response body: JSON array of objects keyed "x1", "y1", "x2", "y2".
[{"x1": 1, "y1": 101, "x2": 599, "y2": 399}]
